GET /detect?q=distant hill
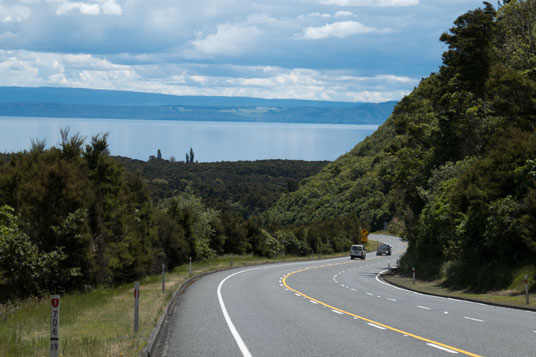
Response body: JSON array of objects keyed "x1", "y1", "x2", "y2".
[{"x1": 0, "y1": 86, "x2": 396, "y2": 125}]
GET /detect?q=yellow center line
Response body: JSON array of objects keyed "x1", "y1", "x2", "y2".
[{"x1": 282, "y1": 261, "x2": 482, "y2": 357}]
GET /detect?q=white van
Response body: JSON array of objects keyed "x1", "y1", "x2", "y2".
[{"x1": 350, "y1": 245, "x2": 366, "y2": 260}]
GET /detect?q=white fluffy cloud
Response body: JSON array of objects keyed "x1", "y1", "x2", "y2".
[
  {"x1": 298, "y1": 21, "x2": 378, "y2": 39},
  {"x1": 55, "y1": 0, "x2": 122, "y2": 16},
  {"x1": 0, "y1": 50, "x2": 417, "y2": 102},
  {"x1": 190, "y1": 23, "x2": 261, "y2": 56}
]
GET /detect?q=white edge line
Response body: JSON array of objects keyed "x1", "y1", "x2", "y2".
[
  {"x1": 217, "y1": 260, "x2": 323, "y2": 357},
  {"x1": 427, "y1": 343, "x2": 458, "y2": 354},
  {"x1": 331, "y1": 309, "x2": 344, "y2": 315},
  {"x1": 217, "y1": 270, "x2": 253, "y2": 357},
  {"x1": 417, "y1": 305, "x2": 431, "y2": 310}
]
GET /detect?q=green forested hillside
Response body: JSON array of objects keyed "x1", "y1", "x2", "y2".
[
  {"x1": 266, "y1": 0, "x2": 536, "y2": 291},
  {"x1": 115, "y1": 157, "x2": 327, "y2": 218}
]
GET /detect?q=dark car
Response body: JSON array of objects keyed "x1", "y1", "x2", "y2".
[{"x1": 377, "y1": 244, "x2": 392, "y2": 256}]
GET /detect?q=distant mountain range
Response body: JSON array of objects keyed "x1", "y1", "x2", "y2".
[{"x1": 0, "y1": 86, "x2": 396, "y2": 125}]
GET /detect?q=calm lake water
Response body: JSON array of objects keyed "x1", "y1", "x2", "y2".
[{"x1": 0, "y1": 117, "x2": 378, "y2": 162}]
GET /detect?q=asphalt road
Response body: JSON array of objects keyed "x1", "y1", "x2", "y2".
[{"x1": 156, "y1": 234, "x2": 536, "y2": 356}]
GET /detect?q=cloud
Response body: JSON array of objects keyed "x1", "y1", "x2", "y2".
[
  {"x1": 56, "y1": 2, "x2": 100, "y2": 15},
  {"x1": 306, "y1": 11, "x2": 353, "y2": 18},
  {"x1": 0, "y1": 50, "x2": 415, "y2": 102},
  {"x1": 55, "y1": 0, "x2": 122, "y2": 16},
  {"x1": 100, "y1": 0, "x2": 122, "y2": 15},
  {"x1": 1, "y1": 4, "x2": 31, "y2": 23},
  {"x1": 189, "y1": 22, "x2": 261, "y2": 57},
  {"x1": 334, "y1": 11, "x2": 353, "y2": 17},
  {"x1": 315, "y1": 0, "x2": 418, "y2": 6},
  {"x1": 298, "y1": 21, "x2": 377, "y2": 40}
]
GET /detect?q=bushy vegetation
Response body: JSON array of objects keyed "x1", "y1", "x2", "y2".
[
  {"x1": 0, "y1": 133, "x2": 333, "y2": 301},
  {"x1": 116, "y1": 156, "x2": 327, "y2": 218},
  {"x1": 266, "y1": 0, "x2": 536, "y2": 291}
]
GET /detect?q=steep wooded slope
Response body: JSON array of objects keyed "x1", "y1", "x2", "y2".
[{"x1": 266, "y1": 1, "x2": 536, "y2": 291}]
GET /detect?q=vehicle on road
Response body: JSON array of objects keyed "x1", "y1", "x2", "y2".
[
  {"x1": 376, "y1": 243, "x2": 392, "y2": 256},
  {"x1": 350, "y1": 245, "x2": 366, "y2": 260}
]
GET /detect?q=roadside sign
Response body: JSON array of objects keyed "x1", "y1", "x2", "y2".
[
  {"x1": 50, "y1": 295, "x2": 60, "y2": 357},
  {"x1": 360, "y1": 228, "x2": 369, "y2": 242}
]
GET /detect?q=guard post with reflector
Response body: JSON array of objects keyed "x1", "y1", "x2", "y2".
[
  {"x1": 525, "y1": 275, "x2": 529, "y2": 305},
  {"x1": 134, "y1": 281, "x2": 140, "y2": 333}
]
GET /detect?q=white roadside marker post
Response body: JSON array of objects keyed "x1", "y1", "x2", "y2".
[
  {"x1": 162, "y1": 263, "x2": 165, "y2": 293},
  {"x1": 189, "y1": 256, "x2": 192, "y2": 278},
  {"x1": 525, "y1": 275, "x2": 529, "y2": 305},
  {"x1": 50, "y1": 295, "x2": 60, "y2": 357},
  {"x1": 134, "y1": 281, "x2": 140, "y2": 333},
  {"x1": 413, "y1": 267, "x2": 416, "y2": 285}
]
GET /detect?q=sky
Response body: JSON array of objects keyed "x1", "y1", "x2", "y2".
[{"x1": 0, "y1": 0, "x2": 489, "y2": 103}]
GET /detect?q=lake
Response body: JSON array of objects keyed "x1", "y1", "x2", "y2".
[{"x1": 0, "y1": 117, "x2": 378, "y2": 162}]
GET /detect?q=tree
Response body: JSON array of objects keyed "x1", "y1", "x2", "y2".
[
  {"x1": 189, "y1": 148, "x2": 195, "y2": 163},
  {"x1": 157, "y1": 149, "x2": 162, "y2": 160},
  {"x1": 440, "y1": 2, "x2": 497, "y2": 95},
  {"x1": 0, "y1": 205, "x2": 73, "y2": 299}
]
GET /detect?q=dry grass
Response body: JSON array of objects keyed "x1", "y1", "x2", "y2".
[{"x1": 0, "y1": 250, "x2": 369, "y2": 356}]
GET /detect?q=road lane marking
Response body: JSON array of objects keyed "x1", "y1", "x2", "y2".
[
  {"x1": 332, "y1": 309, "x2": 344, "y2": 315},
  {"x1": 444, "y1": 311, "x2": 449, "y2": 314},
  {"x1": 417, "y1": 306, "x2": 431, "y2": 310},
  {"x1": 283, "y1": 266, "x2": 481, "y2": 357},
  {"x1": 387, "y1": 298, "x2": 397, "y2": 302},
  {"x1": 427, "y1": 343, "x2": 458, "y2": 354},
  {"x1": 366, "y1": 292, "x2": 374, "y2": 296},
  {"x1": 217, "y1": 271, "x2": 253, "y2": 357},
  {"x1": 368, "y1": 323, "x2": 386, "y2": 330},
  {"x1": 309, "y1": 300, "x2": 318, "y2": 304},
  {"x1": 351, "y1": 288, "x2": 357, "y2": 291},
  {"x1": 463, "y1": 317, "x2": 484, "y2": 322}
]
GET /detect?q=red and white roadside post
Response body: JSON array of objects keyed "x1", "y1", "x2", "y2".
[
  {"x1": 50, "y1": 295, "x2": 60, "y2": 357},
  {"x1": 525, "y1": 275, "x2": 529, "y2": 305},
  {"x1": 134, "y1": 281, "x2": 140, "y2": 333}
]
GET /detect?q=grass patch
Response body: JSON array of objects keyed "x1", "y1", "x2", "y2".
[
  {"x1": 0, "y1": 249, "x2": 371, "y2": 357},
  {"x1": 383, "y1": 271, "x2": 536, "y2": 311}
]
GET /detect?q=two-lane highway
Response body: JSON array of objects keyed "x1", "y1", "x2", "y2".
[{"x1": 156, "y1": 234, "x2": 535, "y2": 356}]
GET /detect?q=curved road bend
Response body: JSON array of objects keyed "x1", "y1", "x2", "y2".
[{"x1": 157, "y1": 234, "x2": 535, "y2": 356}]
